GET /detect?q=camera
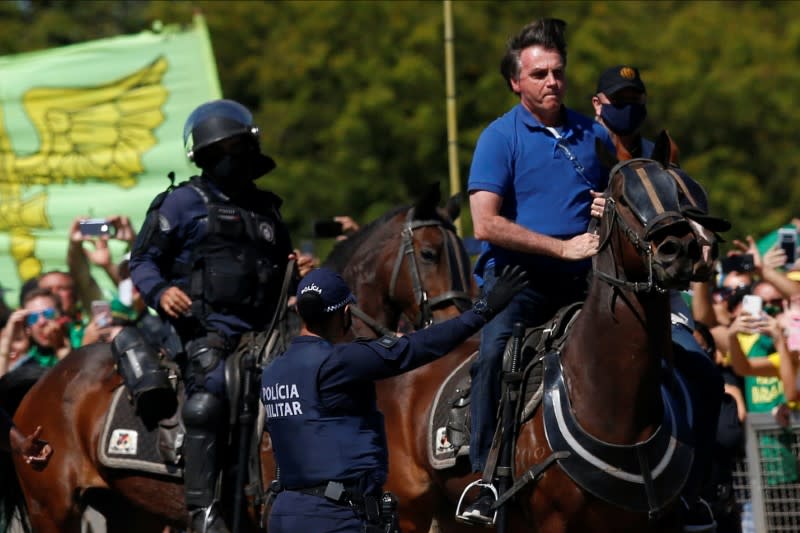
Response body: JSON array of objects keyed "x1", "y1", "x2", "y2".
[
  {"x1": 79, "y1": 218, "x2": 112, "y2": 237},
  {"x1": 778, "y1": 227, "x2": 797, "y2": 266},
  {"x1": 720, "y1": 254, "x2": 755, "y2": 274},
  {"x1": 312, "y1": 219, "x2": 344, "y2": 239}
]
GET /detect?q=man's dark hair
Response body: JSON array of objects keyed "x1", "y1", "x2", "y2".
[
  {"x1": 18, "y1": 277, "x2": 40, "y2": 308},
  {"x1": 296, "y1": 292, "x2": 333, "y2": 329},
  {"x1": 500, "y1": 18, "x2": 567, "y2": 92}
]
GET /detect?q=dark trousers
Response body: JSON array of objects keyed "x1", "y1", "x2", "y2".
[
  {"x1": 469, "y1": 266, "x2": 587, "y2": 472},
  {"x1": 269, "y1": 491, "x2": 364, "y2": 532}
]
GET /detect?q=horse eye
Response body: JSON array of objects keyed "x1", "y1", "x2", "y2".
[{"x1": 420, "y1": 248, "x2": 439, "y2": 262}]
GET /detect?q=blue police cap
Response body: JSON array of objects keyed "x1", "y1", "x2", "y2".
[{"x1": 296, "y1": 268, "x2": 356, "y2": 313}]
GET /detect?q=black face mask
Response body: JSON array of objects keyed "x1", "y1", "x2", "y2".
[
  {"x1": 600, "y1": 102, "x2": 648, "y2": 136},
  {"x1": 208, "y1": 152, "x2": 260, "y2": 192}
]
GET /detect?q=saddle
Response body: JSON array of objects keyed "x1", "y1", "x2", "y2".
[
  {"x1": 98, "y1": 327, "x2": 287, "y2": 482},
  {"x1": 427, "y1": 303, "x2": 581, "y2": 470}
]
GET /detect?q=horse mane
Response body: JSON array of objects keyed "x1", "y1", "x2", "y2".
[{"x1": 323, "y1": 205, "x2": 410, "y2": 273}]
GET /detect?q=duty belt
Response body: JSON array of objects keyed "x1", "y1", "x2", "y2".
[{"x1": 292, "y1": 480, "x2": 365, "y2": 505}]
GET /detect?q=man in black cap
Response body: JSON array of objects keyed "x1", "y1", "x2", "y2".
[
  {"x1": 262, "y1": 266, "x2": 527, "y2": 532},
  {"x1": 591, "y1": 65, "x2": 652, "y2": 158}
]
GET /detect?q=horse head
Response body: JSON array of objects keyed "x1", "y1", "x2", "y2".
[
  {"x1": 391, "y1": 182, "x2": 476, "y2": 328},
  {"x1": 325, "y1": 182, "x2": 476, "y2": 336},
  {"x1": 596, "y1": 131, "x2": 729, "y2": 293}
]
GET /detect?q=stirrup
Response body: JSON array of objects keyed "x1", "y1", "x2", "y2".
[
  {"x1": 189, "y1": 503, "x2": 228, "y2": 533},
  {"x1": 681, "y1": 497, "x2": 717, "y2": 533},
  {"x1": 455, "y1": 479, "x2": 498, "y2": 526}
]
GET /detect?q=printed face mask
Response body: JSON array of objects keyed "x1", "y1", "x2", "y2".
[{"x1": 600, "y1": 102, "x2": 648, "y2": 136}]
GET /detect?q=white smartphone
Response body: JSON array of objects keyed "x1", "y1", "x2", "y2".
[{"x1": 742, "y1": 294, "x2": 763, "y2": 317}]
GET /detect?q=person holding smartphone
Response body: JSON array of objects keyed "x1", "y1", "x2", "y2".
[{"x1": 724, "y1": 280, "x2": 800, "y2": 489}]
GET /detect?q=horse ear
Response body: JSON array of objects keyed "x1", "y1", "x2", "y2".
[
  {"x1": 414, "y1": 182, "x2": 441, "y2": 219},
  {"x1": 596, "y1": 137, "x2": 619, "y2": 171},
  {"x1": 445, "y1": 193, "x2": 461, "y2": 221},
  {"x1": 651, "y1": 130, "x2": 681, "y2": 167}
]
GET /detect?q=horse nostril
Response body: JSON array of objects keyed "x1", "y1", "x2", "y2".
[{"x1": 687, "y1": 240, "x2": 701, "y2": 261}]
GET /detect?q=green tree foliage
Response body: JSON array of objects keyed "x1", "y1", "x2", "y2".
[{"x1": 2, "y1": 0, "x2": 799, "y2": 252}]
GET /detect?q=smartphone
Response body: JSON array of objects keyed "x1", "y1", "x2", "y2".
[
  {"x1": 778, "y1": 227, "x2": 797, "y2": 266},
  {"x1": 312, "y1": 220, "x2": 344, "y2": 239},
  {"x1": 79, "y1": 218, "x2": 112, "y2": 237},
  {"x1": 91, "y1": 300, "x2": 112, "y2": 328},
  {"x1": 742, "y1": 294, "x2": 763, "y2": 317},
  {"x1": 720, "y1": 254, "x2": 755, "y2": 274}
]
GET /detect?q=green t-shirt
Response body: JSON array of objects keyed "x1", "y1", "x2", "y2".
[{"x1": 739, "y1": 332, "x2": 799, "y2": 485}]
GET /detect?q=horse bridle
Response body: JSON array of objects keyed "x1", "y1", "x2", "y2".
[
  {"x1": 592, "y1": 159, "x2": 689, "y2": 294},
  {"x1": 385, "y1": 208, "x2": 474, "y2": 330},
  {"x1": 593, "y1": 195, "x2": 664, "y2": 294}
]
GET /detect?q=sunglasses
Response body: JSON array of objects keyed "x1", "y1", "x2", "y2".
[
  {"x1": 764, "y1": 299, "x2": 784, "y2": 317},
  {"x1": 26, "y1": 307, "x2": 57, "y2": 326}
]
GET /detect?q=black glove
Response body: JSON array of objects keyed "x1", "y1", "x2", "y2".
[{"x1": 472, "y1": 265, "x2": 529, "y2": 321}]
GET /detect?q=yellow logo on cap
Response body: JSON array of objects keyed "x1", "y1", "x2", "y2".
[{"x1": 619, "y1": 67, "x2": 637, "y2": 79}]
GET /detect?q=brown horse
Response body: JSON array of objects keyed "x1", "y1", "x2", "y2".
[
  {"x1": 336, "y1": 134, "x2": 724, "y2": 532},
  {"x1": 7, "y1": 183, "x2": 477, "y2": 532}
]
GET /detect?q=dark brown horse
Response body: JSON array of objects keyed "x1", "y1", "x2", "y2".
[
  {"x1": 334, "y1": 134, "x2": 723, "y2": 532},
  {"x1": 7, "y1": 183, "x2": 477, "y2": 532}
]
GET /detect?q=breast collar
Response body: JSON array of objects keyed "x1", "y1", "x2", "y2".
[{"x1": 542, "y1": 351, "x2": 694, "y2": 516}]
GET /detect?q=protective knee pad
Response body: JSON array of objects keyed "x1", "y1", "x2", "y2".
[
  {"x1": 112, "y1": 326, "x2": 174, "y2": 417},
  {"x1": 182, "y1": 391, "x2": 224, "y2": 432}
]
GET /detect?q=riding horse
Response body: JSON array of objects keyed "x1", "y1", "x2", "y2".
[
  {"x1": 7, "y1": 183, "x2": 477, "y2": 532},
  {"x1": 503, "y1": 134, "x2": 723, "y2": 532},
  {"x1": 355, "y1": 133, "x2": 724, "y2": 532}
]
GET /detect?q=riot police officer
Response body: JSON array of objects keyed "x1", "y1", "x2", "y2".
[
  {"x1": 129, "y1": 99, "x2": 294, "y2": 533},
  {"x1": 262, "y1": 266, "x2": 527, "y2": 532}
]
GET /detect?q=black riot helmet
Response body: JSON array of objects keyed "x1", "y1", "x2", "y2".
[{"x1": 182, "y1": 99, "x2": 275, "y2": 178}]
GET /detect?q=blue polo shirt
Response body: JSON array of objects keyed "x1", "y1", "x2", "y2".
[{"x1": 468, "y1": 104, "x2": 613, "y2": 277}]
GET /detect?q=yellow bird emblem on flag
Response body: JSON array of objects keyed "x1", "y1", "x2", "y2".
[{"x1": 0, "y1": 57, "x2": 168, "y2": 280}]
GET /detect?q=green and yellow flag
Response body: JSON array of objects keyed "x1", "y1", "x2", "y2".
[{"x1": 0, "y1": 15, "x2": 221, "y2": 306}]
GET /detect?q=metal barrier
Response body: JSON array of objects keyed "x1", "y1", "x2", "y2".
[{"x1": 732, "y1": 412, "x2": 800, "y2": 532}]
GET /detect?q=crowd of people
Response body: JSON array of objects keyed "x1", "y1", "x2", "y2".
[{"x1": 1, "y1": 15, "x2": 799, "y2": 533}]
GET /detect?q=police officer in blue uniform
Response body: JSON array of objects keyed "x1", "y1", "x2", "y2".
[
  {"x1": 129, "y1": 99, "x2": 295, "y2": 533},
  {"x1": 262, "y1": 266, "x2": 527, "y2": 532}
]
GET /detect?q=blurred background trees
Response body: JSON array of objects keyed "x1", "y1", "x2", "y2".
[{"x1": 2, "y1": 0, "x2": 798, "y2": 255}]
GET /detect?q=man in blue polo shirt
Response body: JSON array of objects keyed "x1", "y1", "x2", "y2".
[{"x1": 460, "y1": 18, "x2": 613, "y2": 524}]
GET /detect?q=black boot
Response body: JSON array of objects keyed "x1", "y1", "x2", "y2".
[
  {"x1": 457, "y1": 486, "x2": 496, "y2": 526},
  {"x1": 182, "y1": 392, "x2": 227, "y2": 532}
]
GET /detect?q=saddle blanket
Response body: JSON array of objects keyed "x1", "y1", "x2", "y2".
[
  {"x1": 427, "y1": 351, "x2": 476, "y2": 469},
  {"x1": 98, "y1": 386, "x2": 183, "y2": 478}
]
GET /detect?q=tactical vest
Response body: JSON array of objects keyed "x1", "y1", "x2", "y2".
[
  {"x1": 182, "y1": 178, "x2": 284, "y2": 315},
  {"x1": 263, "y1": 337, "x2": 388, "y2": 490}
]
